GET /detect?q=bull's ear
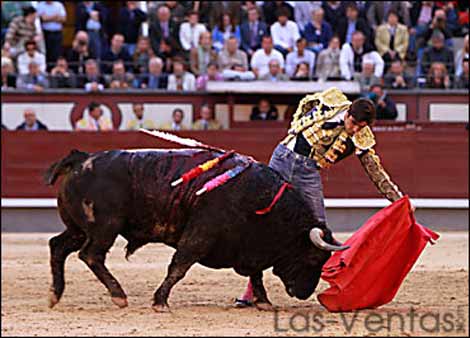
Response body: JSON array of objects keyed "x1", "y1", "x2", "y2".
[{"x1": 309, "y1": 228, "x2": 350, "y2": 251}]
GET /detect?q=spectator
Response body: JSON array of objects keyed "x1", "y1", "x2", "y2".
[
  {"x1": 375, "y1": 10, "x2": 409, "y2": 71},
  {"x1": 16, "y1": 108, "x2": 48, "y2": 130},
  {"x1": 455, "y1": 57, "x2": 469, "y2": 89},
  {"x1": 315, "y1": 35, "x2": 341, "y2": 80},
  {"x1": 250, "y1": 35, "x2": 284, "y2": 79},
  {"x1": 65, "y1": 30, "x2": 94, "y2": 75},
  {"x1": 436, "y1": 2, "x2": 460, "y2": 36},
  {"x1": 126, "y1": 103, "x2": 156, "y2": 130},
  {"x1": 76, "y1": 101, "x2": 113, "y2": 131},
  {"x1": 304, "y1": 7, "x2": 333, "y2": 54},
  {"x1": 355, "y1": 58, "x2": 381, "y2": 93},
  {"x1": 195, "y1": 2, "x2": 242, "y2": 31},
  {"x1": 262, "y1": 1, "x2": 293, "y2": 26},
  {"x1": 1, "y1": 56, "x2": 16, "y2": 89},
  {"x1": 321, "y1": 1, "x2": 346, "y2": 29},
  {"x1": 339, "y1": 31, "x2": 384, "y2": 80},
  {"x1": 167, "y1": 56, "x2": 196, "y2": 91},
  {"x1": 17, "y1": 40, "x2": 46, "y2": 75},
  {"x1": 136, "y1": 56, "x2": 168, "y2": 89},
  {"x1": 218, "y1": 36, "x2": 248, "y2": 71},
  {"x1": 285, "y1": 37, "x2": 315, "y2": 78},
  {"x1": 159, "y1": 108, "x2": 187, "y2": 130},
  {"x1": 154, "y1": 36, "x2": 179, "y2": 74},
  {"x1": 132, "y1": 36, "x2": 154, "y2": 74},
  {"x1": 240, "y1": 1, "x2": 261, "y2": 24},
  {"x1": 196, "y1": 61, "x2": 223, "y2": 90},
  {"x1": 75, "y1": 1, "x2": 109, "y2": 60},
  {"x1": 190, "y1": 31, "x2": 217, "y2": 76},
  {"x1": 425, "y1": 62, "x2": 451, "y2": 89},
  {"x1": 16, "y1": 61, "x2": 49, "y2": 91},
  {"x1": 270, "y1": 8, "x2": 301, "y2": 56},
  {"x1": 4, "y1": 6, "x2": 40, "y2": 58},
  {"x1": 384, "y1": 59, "x2": 413, "y2": 89},
  {"x1": 1, "y1": 2, "x2": 25, "y2": 42},
  {"x1": 240, "y1": 7, "x2": 268, "y2": 58},
  {"x1": 422, "y1": 9, "x2": 453, "y2": 46},
  {"x1": 367, "y1": 2, "x2": 411, "y2": 30},
  {"x1": 149, "y1": 5, "x2": 180, "y2": 56},
  {"x1": 77, "y1": 58, "x2": 105, "y2": 92},
  {"x1": 368, "y1": 84, "x2": 398, "y2": 120},
  {"x1": 49, "y1": 56, "x2": 76, "y2": 88},
  {"x1": 106, "y1": 60, "x2": 134, "y2": 89},
  {"x1": 212, "y1": 12, "x2": 241, "y2": 52},
  {"x1": 291, "y1": 62, "x2": 311, "y2": 81},
  {"x1": 421, "y1": 31, "x2": 454, "y2": 76},
  {"x1": 179, "y1": 11, "x2": 207, "y2": 52},
  {"x1": 36, "y1": 1, "x2": 66, "y2": 67},
  {"x1": 165, "y1": 1, "x2": 186, "y2": 25},
  {"x1": 455, "y1": 34, "x2": 469, "y2": 77},
  {"x1": 294, "y1": 1, "x2": 322, "y2": 33},
  {"x1": 336, "y1": 3, "x2": 372, "y2": 46},
  {"x1": 250, "y1": 98, "x2": 278, "y2": 121},
  {"x1": 118, "y1": 1, "x2": 147, "y2": 56},
  {"x1": 192, "y1": 104, "x2": 222, "y2": 130},
  {"x1": 260, "y1": 59, "x2": 289, "y2": 81},
  {"x1": 221, "y1": 63, "x2": 256, "y2": 81},
  {"x1": 102, "y1": 33, "x2": 132, "y2": 74}
]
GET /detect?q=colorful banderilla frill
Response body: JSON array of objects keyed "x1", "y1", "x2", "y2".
[
  {"x1": 171, "y1": 151, "x2": 235, "y2": 187},
  {"x1": 196, "y1": 164, "x2": 250, "y2": 196}
]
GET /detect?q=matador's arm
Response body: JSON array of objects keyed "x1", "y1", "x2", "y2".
[
  {"x1": 357, "y1": 148, "x2": 403, "y2": 202},
  {"x1": 352, "y1": 126, "x2": 403, "y2": 202}
]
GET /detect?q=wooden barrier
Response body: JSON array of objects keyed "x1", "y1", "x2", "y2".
[{"x1": 1, "y1": 122, "x2": 468, "y2": 199}]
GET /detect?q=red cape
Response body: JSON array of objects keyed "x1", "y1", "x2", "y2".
[{"x1": 318, "y1": 196, "x2": 439, "y2": 312}]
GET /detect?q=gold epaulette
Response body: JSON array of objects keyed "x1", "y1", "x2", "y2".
[
  {"x1": 289, "y1": 87, "x2": 351, "y2": 135},
  {"x1": 351, "y1": 125, "x2": 376, "y2": 150}
]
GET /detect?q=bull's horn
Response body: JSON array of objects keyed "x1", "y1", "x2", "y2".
[{"x1": 309, "y1": 228, "x2": 350, "y2": 251}]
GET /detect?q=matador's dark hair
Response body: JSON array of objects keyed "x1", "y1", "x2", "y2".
[{"x1": 349, "y1": 98, "x2": 376, "y2": 125}]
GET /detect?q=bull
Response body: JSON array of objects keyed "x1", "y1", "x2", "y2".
[{"x1": 45, "y1": 148, "x2": 347, "y2": 312}]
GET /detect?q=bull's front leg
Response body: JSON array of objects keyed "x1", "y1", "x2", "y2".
[
  {"x1": 152, "y1": 226, "x2": 213, "y2": 313},
  {"x1": 251, "y1": 272, "x2": 274, "y2": 311}
]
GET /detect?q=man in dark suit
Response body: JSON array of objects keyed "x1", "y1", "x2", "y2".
[
  {"x1": 336, "y1": 3, "x2": 372, "y2": 46},
  {"x1": 250, "y1": 98, "x2": 279, "y2": 121},
  {"x1": 16, "y1": 108, "x2": 48, "y2": 130},
  {"x1": 240, "y1": 7, "x2": 268, "y2": 58},
  {"x1": 148, "y1": 4, "x2": 180, "y2": 55}
]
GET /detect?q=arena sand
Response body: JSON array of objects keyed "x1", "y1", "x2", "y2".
[{"x1": 1, "y1": 232, "x2": 468, "y2": 336}]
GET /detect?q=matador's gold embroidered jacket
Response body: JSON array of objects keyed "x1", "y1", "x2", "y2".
[{"x1": 281, "y1": 87, "x2": 403, "y2": 202}]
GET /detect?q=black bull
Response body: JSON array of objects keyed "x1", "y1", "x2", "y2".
[{"x1": 45, "y1": 148, "x2": 347, "y2": 311}]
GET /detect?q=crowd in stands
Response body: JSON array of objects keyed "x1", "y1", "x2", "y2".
[{"x1": 1, "y1": 1, "x2": 469, "y2": 123}]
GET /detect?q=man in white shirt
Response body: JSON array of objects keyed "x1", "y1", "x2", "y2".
[
  {"x1": 17, "y1": 40, "x2": 46, "y2": 75},
  {"x1": 286, "y1": 37, "x2": 316, "y2": 77},
  {"x1": 36, "y1": 1, "x2": 66, "y2": 67},
  {"x1": 339, "y1": 31, "x2": 384, "y2": 80},
  {"x1": 270, "y1": 8, "x2": 301, "y2": 56},
  {"x1": 179, "y1": 11, "x2": 207, "y2": 51},
  {"x1": 250, "y1": 35, "x2": 285, "y2": 79}
]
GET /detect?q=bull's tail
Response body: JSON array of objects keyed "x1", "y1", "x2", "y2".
[{"x1": 44, "y1": 149, "x2": 90, "y2": 186}]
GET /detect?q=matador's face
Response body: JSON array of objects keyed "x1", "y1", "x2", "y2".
[{"x1": 344, "y1": 112, "x2": 368, "y2": 136}]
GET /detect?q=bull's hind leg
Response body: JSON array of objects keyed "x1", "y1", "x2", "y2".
[
  {"x1": 49, "y1": 229, "x2": 86, "y2": 308},
  {"x1": 78, "y1": 228, "x2": 128, "y2": 308},
  {"x1": 251, "y1": 272, "x2": 274, "y2": 311}
]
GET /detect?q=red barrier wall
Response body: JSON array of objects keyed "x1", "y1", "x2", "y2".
[{"x1": 1, "y1": 123, "x2": 468, "y2": 199}]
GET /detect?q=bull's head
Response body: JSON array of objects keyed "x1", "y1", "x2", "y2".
[{"x1": 273, "y1": 226, "x2": 348, "y2": 300}]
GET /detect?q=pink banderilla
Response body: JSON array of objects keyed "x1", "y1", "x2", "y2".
[{"x1": 196, "y1": 164, "x2": 249, "y2": 196}]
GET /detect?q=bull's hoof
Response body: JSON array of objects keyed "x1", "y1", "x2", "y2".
[
  {"x1": 152, "y1": 304, "x2": 171, "y2": 313},
  {"x1": 111, "y1": 297, "x2": 128, "y2": 308},
  {"x1": 254, "y1": 301, "x2": 274, "y2": 311},
  {"x1": 48, "y1": 291, "x2": 60, "y2": 309}
]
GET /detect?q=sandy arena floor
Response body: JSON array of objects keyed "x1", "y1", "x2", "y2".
[{"x1": 1, "y1": 232, "x2": 468, "y2": 336}]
